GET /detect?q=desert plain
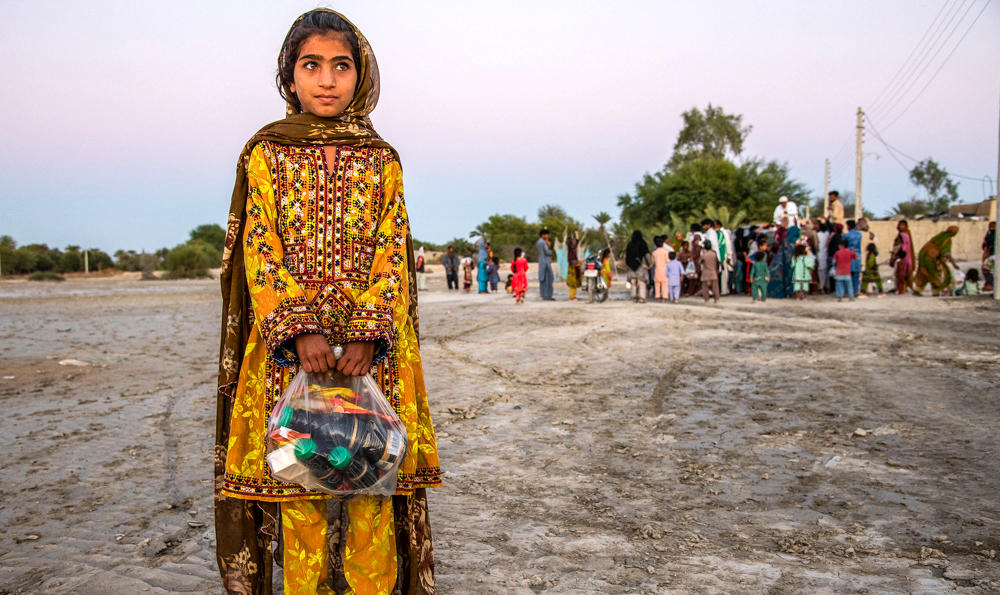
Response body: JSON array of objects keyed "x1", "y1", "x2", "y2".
[{"x1": 1, "y1": 266, "x2": 999, "y2": 594}]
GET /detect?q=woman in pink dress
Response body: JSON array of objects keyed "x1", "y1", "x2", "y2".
[{"x1": 891, "y1": 220, "x2": 914, "y2": 294}]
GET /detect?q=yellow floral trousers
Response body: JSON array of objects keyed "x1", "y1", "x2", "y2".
[{"x1": 281, "y1": 498, "x2": 397, "y2": 595}]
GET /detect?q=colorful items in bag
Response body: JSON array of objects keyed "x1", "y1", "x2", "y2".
[{"x1": 268, "y1": 387, "x2": 407, "y2": 494}]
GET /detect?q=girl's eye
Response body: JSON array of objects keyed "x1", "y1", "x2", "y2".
[
  {"x1": 303, "y1": 61, "x2": 318, "y2": 70},
  {"x1": 335, "y1": 62, "x2": 352, "y2": 71}
]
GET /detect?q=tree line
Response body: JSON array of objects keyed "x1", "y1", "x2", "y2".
[
  {"x1": 0, "y1": 223, "x2": 226, "y2": 280},
  {"x1": 4, "y1": 104, "x2": 964, "y2": 276},
  {"x1": 429, "y1": 103, "x2": 965, "y2": 263}
]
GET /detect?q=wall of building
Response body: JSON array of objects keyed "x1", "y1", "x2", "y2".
[{"x1": 868, "y1": 220, "x2": 991, "y2": 262}]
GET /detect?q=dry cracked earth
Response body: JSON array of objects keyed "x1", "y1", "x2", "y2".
[{"x1": 1, "y1": 275, "x2": 998, "y2": 593}]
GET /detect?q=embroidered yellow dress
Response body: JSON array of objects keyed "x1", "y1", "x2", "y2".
[{"x1": 221, "y1": 140, "x2": 441, "y2": 592}]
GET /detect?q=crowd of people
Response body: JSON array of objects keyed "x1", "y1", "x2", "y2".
[{"x1": 435, "y1": 194, "x2": 997, "y2": 303}]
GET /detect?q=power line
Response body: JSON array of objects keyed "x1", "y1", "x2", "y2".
[
  {"x1": 881, "y1": 0, "x2": 992, "y2": 130},
  {"x1": 865, "y1": 114, "x2": 991, "y2": 184},
  {"x1": 870, "y1": 0, "x2": 975, "y2": 121},
  {"x1": 867, "y1": 0, "x2": 958, "y2": 115}
]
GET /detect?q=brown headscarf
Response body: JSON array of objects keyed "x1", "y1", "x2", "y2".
[{"x1": 214, "y1": 9, "x2": 425, "y2": 593}]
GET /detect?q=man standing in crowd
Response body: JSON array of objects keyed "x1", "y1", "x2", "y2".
[
  {"x1": 536, "y1": 228, "x2": 555, "y2": 300},
  {"x1": 844, "y1": 219, "x2": 863, "y2": 297},
  {"x1": 714, "y1": 219, "x2": 733, "y2": 294},
  {"x1": 826, "y1": 190, "x2": 844, "y2": 225},
  {"x1": 773, "y1": 196, "x2": 799, "y2": 228},
  {"x1": 442, "y1": 245, "x2": 460, "y2": 291}
]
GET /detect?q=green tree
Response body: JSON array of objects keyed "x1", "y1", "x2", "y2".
[
  {"x1": 592, "y1": 211, "x2": 618, "y2": 269},
  {"x1": 22, "y1": 244, "x2": 58, "y2": 272},
  {"x1": 671, "y1": 103, "x2": 753, "y2": 168},
  {"x1": 477, "y1": 214, "x2": 537, "y2": 260},
  {"x1": 537, "y1": 204, "x2": 583, "y2": 240},
  {"x1": 189, "y1": 224, "x2": 227, "y2": 253},
  {"x1": 87, "y1": 248, "x2": 113, "y2": 271},
  {"x1": 114, "y1": 249, "x2": 140, "y2": 271},
  {"x1": 443, "y1": 238, "x2": 474, "y2": 256},
  {"x1": 0, "y1": 235, "x2": 15, "y2": 276},
  {"x1": 697, "y1": 204, "x2": 747, "y2": 230},
  {"x1": 617, "y1": 156, "x2": 808, "y2": 230},
  {"x1": 890, "y1": 199, "x2": 934, "y2": 218},
  {"x1": 163, "y1": 241, "x2": 216, "y2": 279},
  {"x1": 908, "y1": 158, "x2": 959, "y2": 212},
  {"x1": 59, "y1": 249, "x2": 82, "y2": 272}
]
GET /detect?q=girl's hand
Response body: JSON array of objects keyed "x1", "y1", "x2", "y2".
[
  {"x1": 295, "y1": 334, "x2": 336, "y2": 373},
  {"x1": 337, "y1": 342, "x2": 375, "y2": 376}
]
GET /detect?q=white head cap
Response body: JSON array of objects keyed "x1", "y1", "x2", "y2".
[{"x1": 779, "y1": 196, "x2": 788, "y2": 203}]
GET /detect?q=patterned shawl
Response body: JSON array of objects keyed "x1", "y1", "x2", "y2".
[{"x1": 214, "y1": 9, "x2": 423, "y2": 592}]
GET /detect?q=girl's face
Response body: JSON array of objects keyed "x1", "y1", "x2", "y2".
[{"x1": 290, "y1": 33, "x2": 358, "y2": 117}]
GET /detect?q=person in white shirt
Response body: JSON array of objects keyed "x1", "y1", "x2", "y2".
[
  {"x1": 773, "y1": 196, "x2": 799, "y2": 228},
  {"x1": 713, "y1": 220, "x2": 734, "y2": 294}
]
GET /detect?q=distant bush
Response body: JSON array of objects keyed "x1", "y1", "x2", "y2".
[
  {"x1": 28, "y1": 271, "x2": 65, "y2": 282},
  {"x1": 189, "y1": 224, "x2": 227, "y2": 254},
  {"x1": 163, "y1": 240, "x2": 216, "y2": 279}
]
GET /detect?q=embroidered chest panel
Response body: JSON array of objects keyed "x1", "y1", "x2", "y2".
[{"x1": 265, "y1": 142, "x2": 388, "y2": 284}]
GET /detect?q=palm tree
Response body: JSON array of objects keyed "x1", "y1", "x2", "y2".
[
  {"x1": 468, "y1": 227, "x2": 486, "y2": 247},
  {"x1": 593, "y1": 212, "x2": 617, "y2": 269},
  {"x1": 697, "y1": 204, "x2": 746, "y2": 230}
]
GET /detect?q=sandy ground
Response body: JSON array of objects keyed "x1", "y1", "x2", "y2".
[{"x1": 1, "y1": 269, "x2": 999, "y2": 594}]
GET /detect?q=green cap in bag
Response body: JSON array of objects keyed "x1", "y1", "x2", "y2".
[
  {"x1": 294, "y1": 438, "x2": 317, "y2": 460},
  {"x1": 328, "y1": 446, "x2": 351, "y2": 469},
  {"x1": 278, "y1": 406, "x2": 295, "y2": 428}
]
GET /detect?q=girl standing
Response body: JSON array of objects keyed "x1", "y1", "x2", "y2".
[
  {"x1": 511, "y1": 247, "x2": 530, "y2": 303},
  {"x1": 600, "y1": 247, "x2": 614, "y2": 289},
  {"x1": 462, "y1": 257, "x2": 473, "y2": 293},
  {"x1": 487, "y1": 256, "x2": 500, "y2": 292},
  {"x1": 216, "y1": 10, "x2": 441, "y2": 594},
  {"x1": 415, "y1": 246, "x2": 427, "y2": 291},
  {"x1": 791, "y1": 243, "x2": 814, "y2": 301},
  {"x1": 861, "y1": 242, "x2": 885, "y2": 297}
]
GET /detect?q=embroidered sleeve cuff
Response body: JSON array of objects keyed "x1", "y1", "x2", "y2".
[
  {"x1": 344, "y1": 303, "x2": 395, "y2": 364},
  {"x1": 258, "y1": 298, "x2": 323, "y2": 367}
]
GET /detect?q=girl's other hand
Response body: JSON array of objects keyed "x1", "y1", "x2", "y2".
[
  {"x1": 295, "y1": 334, "x2": 336, "y2": 373},
  {"x1": 337, "y1": 342, "x2": 375, "y2": 376}
]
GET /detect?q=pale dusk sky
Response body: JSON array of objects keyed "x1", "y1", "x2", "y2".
[{"x1": 1, "y1": 0, "x2": 997, "y2": 252}]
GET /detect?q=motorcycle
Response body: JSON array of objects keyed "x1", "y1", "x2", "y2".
[{"x1": 583, "y1": 253, "x2": 609, "y2": 303}]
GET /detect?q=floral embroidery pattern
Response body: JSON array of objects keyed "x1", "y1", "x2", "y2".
[{"x1": 222, "y1": 142, "x2": 440, "y2": 501}]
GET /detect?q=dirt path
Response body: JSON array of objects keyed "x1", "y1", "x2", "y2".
[{"x1": 1, "y1": 277, "x2": 998, "y2": 593}]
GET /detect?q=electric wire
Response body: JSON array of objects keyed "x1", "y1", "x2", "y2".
[
  {"x1": 880, "y1": 0, "x2": 992, "y2": 130},
  {"x1": 869, "y1": 0, "x2": 974, "y2": 121},
  {"x1": 867, "y1": 0, "x2": 958, "y2": 116},
  {"x1": 865, "y1": 114, "x2": 993, "y2": 198}
]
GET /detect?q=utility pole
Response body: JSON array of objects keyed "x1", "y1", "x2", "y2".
[
  {"x1": 84, "y1": 249, "x2": 89, "y2": 274},
  {"x1": 994, "y1": 94, "x2": 999, "y2": 300},
  {"x1": 855, "y1": 107, "x2": 863, "y2": 220},
  {"x1": 823, "y1": 158, "x2": 830, "y2": 218}
]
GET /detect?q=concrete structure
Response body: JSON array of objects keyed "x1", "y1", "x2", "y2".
[
  {"x1": 868, "y1": 219, "x2": 991, "y2": 263},
  {"x1": 949, "y1": 197, "x2": 996, "y2": 218}
]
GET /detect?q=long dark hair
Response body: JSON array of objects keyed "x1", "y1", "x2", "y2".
[{"x1": 277, "y1": 10, "x2": 361, "y2": 113}]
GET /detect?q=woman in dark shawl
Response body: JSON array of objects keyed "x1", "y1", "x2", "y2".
[{"x1": 625, "y1": 230, "x2": 651, "y2": 303}]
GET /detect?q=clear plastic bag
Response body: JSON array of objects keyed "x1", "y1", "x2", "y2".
[{"x1": 265, "y1": 349, "x2": 407, "y2": 498}]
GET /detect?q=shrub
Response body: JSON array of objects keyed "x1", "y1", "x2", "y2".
[
  {"x1": 162, "y1": 241, "x2": 216, "y2": 279},
  {"x1": 28, "y1": 271, "x2": 65, "y2": 282}
]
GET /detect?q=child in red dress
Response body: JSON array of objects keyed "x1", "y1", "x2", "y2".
[{"x1": 511, "y1": 247, "x2": 529, "y2": 304}]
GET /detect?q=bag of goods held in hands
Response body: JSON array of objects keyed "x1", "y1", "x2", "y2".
[{"x1": 265, "y1": 349, "x2": 407, "y2": 498}]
